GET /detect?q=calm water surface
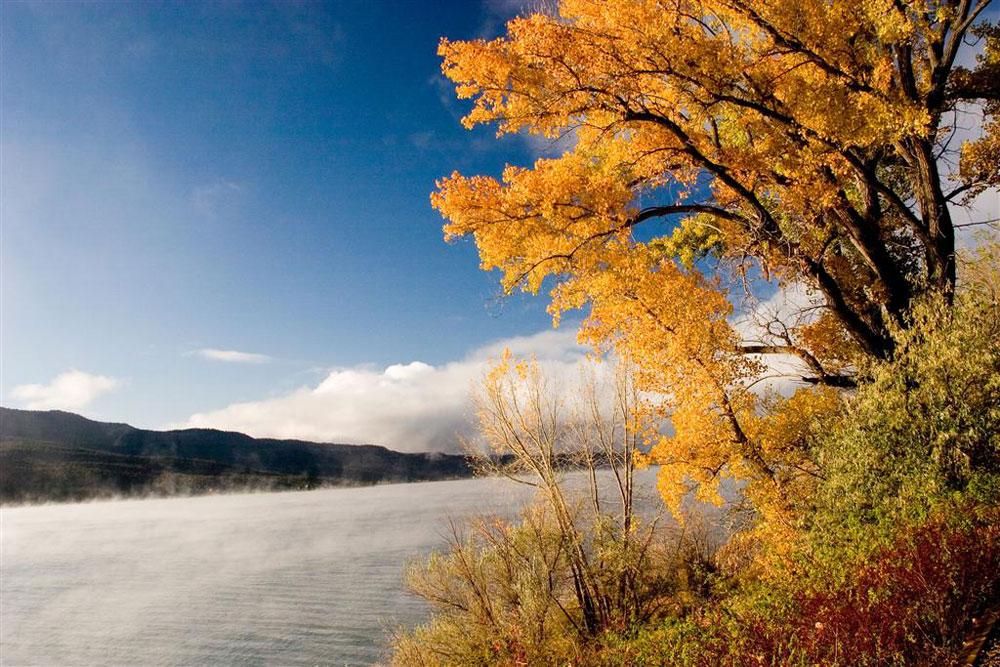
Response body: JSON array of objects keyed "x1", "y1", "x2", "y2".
[
  {"x1": 2, "y1": 477, "x2": 541, "y2": 666},
  {"x1": 2, "y1": 471, "x2": 675, "y2": 666}
]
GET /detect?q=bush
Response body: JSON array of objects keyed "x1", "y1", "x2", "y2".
[
  {"x1": 609, "y1": 505, "x2": 1000, "y2": 666},
  {"x1": 596, "y1": 245, "x2": 1000, "y2": 666},
  {"x1": 812, "y1": 267, "x2": 1000, "y2": 548}
]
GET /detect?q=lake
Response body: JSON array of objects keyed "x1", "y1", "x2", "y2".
[{"x1": 1, "y1": 472, "x2": 669, "y2": 666}]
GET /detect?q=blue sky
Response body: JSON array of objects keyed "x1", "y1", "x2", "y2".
[
  {"x1": 1, "y1": 0, "x2": 585, "y2": 440},
  {"x1": 3, "y1": 1, "x2": 996, "y2": 450}
]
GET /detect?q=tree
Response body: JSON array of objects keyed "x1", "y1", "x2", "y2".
[
  {"x1": 471, "y1": 354, "x2": 663, "y2": 637},
  {"x1": 432, "y1": 0, "x2": 999, "y2": 519},
  {"x1": 393, "y1": 358, "x2": 692, "y2": 665}
]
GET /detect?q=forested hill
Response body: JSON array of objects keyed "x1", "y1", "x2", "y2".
[{"x1": 0, "y1": 407, "x2": 473, "y2": 504}]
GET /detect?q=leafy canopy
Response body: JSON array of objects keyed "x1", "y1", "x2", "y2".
[{"x1": 432, "y1": 0, "x2": 999, "y2": 519}]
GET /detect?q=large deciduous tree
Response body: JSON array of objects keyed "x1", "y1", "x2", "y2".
[{"x1": 432, "y1": 0, "x2": 999, "y2": 518}]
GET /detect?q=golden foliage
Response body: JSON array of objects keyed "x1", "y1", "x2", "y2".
[{"x1": 433, "y1": 1, "x2": 997, "y2": 532}]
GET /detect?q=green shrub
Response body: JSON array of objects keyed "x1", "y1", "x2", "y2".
[{"x1": 596, "y1": 247, "x2": 1000, "y2": 666}]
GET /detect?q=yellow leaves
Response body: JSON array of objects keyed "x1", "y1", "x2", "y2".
[
  {"x1": 746, "y1": 388, "x2": 843, "y2": 462},
  {"x1": 959, "y1": 118, "x2": 1000, "y2": 200},
  {"x1": 487, "y1": 347, "x2": 515, "y2": 385},
  {"x1": 558, "y1": 250, "x2": 777, "y2": 515},
  {"x1": 861, "y1": 0, "x2": 917, "y2": 43},
  {"x1": 797, "y1": 310, "x2": 858, "y2": 373},
  {"x1": 433, "y1": 0, "x2": 994, "y2": 553},
  {"x1": 434, "y1": 152, "x2": 637, "y2": 295},
  {"x1": 569, "y1": 248, "x2": 734, "y2": 360},
  {"x1": 649, "y1": 214, "x2": 724, "y2": 269},
  {"x1": 432, "y1": 0, "x2": 941, "y2": 312},
  {"x1": 437, "y1": 0, "x2": 932, "y2": 160}
]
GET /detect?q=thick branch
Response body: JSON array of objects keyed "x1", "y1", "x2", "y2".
[
  {"x1": 508, "y1": 203, "x2": 744, "y2": 287},
  {"x1": 739, "y1": 344, "x2": 857, "y2": 388},
  {"x1": 623, "y1": 110, "x2": 783, "y2": 240},
  {"x1": 801, "y1": 257, "x2": 892, "y2": 358},
  {"x1": 630, "y1": 204, "x2": 746, "y2": 226}
]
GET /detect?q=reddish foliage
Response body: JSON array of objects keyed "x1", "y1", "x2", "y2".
[{"x1": 743, "y1": 507, "x2": 1000, "y2": 665}]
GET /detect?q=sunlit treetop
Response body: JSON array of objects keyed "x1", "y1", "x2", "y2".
[
  {"x1": 433, "y1": 0, "x2": 999, "y2": 520},
  {"x1": 435, "y1": 0, "x2": 998, "y2": 358}
]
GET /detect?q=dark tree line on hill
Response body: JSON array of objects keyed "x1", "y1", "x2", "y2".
[{"x1": 0, "y1": 407, "x2": 474, "y2": 504}]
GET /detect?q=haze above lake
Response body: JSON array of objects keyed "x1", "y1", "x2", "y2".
[{"x1": 2, "y1": 472, "x2": 669, "y2": 666}]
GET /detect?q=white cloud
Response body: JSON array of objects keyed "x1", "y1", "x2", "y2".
[
  {"x1": 175, "y1": 309, "x2": 828, "y2": 454},
  {"x1": 175, "y1": 329, "x2": 588, "y2": 453},
  {"x1": 194, "y1": 348, "x2": 272, "y2": 364},
  {"x1": 954, "y1": 188, "x2": 999, "y2": 249},
  {"x1": 731, "y1": 282, "x2": 826, "y2": 397},
  {"x1": 9, "y1": 370, "x2": 121, "y2": 411}
]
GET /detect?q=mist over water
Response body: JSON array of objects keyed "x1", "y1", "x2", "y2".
[
  {"x1": 2, "y1": 478, "x2": 529, "y2": 666},
  {"x1": 2, "y1": 471, "x2": 672, "y2": 666}
]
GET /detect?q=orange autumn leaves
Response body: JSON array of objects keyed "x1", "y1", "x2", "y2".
[{"x1": 431, "y1": 0, "x2": 997, "y2": 524}]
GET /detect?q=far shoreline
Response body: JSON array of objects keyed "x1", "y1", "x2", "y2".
[{"x1": 0, "y1": 470, "x2": 485, "y2": 510}]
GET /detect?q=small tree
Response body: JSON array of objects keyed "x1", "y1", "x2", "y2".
[
  {"x1": 393, "y1": 357, "x2": 692, "y2": 665},
  {"x1": 472, "y1": 354, "x2": 665, "y2": 635}
]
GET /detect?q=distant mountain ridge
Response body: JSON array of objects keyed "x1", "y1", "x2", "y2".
[{"x1": 0, "y1": 407, "x2": 473, "y2": 504}]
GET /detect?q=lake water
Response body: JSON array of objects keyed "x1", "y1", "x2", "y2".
[{"x1": 1, "y1": 472, "x2": 669, "y2": 666}]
